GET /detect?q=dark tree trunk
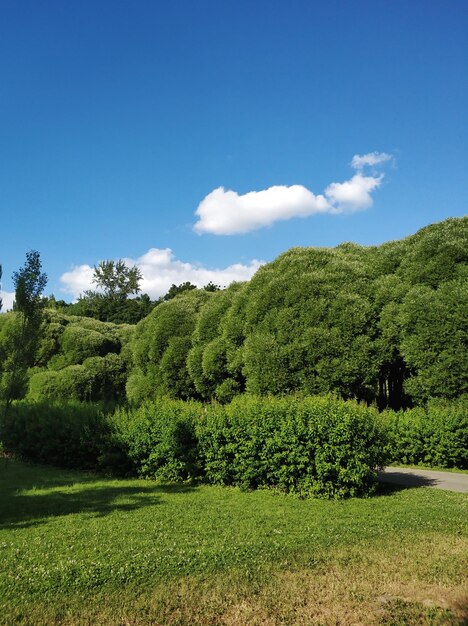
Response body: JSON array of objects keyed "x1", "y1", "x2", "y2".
[{"x1": 378, "y1": 352, "x2": 411, "y2": 411}]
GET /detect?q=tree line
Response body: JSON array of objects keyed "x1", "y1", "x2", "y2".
[
  {"x1": 45, "y1": 262, "x2": 220, "y2": 324},
  {"x1": 0, "y1": 217, "x2": 467, "y2": 411}
]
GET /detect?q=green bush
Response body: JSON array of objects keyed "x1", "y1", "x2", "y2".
[
  {"x1": 5, "y1": 393, "x2": 465, "y2": 496},
  {"x1": 197, "y1": 395, "x2": 387, "y2": 498},
  {"x1": 187, "y1": 283, "x2": 244, "y2": 401},
  {"x1": 0, "y1": 401, "x2": 111, "y2": 469},
  {"x1": 399, "y1": 281, "x2": 468, "y2": 402},
  {"x1": 28, "y1": 354, "x2": 127, "y2": 404},
  {"x1": 35, "y1": 320, "x2": 67, "y2": 366},
  {"x1": 127, "y1": 290, "x2": 212, "y2": 404},
  {"x1": 28, "y1": 365, "x2": 94, "y2": 401},
  {"x1": 382, "y1": 397, "x2": 468, "y2": 468},
  {"x1": 27, "y1": 370, "x2": 62, "y2": 400},
  {"x1": 82, "y1": 353, "x2": 127, "y2": 402},
  {"x1": 107, "y1": 395, "x2": 386, "y2": 497},
  {"x1": 59, "y1": 324, "x2": 120, "y2": 366},
  {"x1": 110, "y1": 399, "x2": 202, "y2": 481}
]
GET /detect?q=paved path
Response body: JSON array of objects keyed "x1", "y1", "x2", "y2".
[{"x1": 378, "y1": 467, "x2": 468, "y2": 493}]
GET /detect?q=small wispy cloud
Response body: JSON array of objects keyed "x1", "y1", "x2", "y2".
[
  {"x1": 60, "y1": 249, "x2": 264, "y2": 301},
  {"x1": 351, "y1": 151, "x2": 392, "y2": 170},
  {"x1": 193, "y1": 152, "x2": 393, "y2": 235}
]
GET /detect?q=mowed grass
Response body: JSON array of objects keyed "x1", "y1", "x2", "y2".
[{"x1": 1, "y1": 460, "x2": 467, "y2": 625}]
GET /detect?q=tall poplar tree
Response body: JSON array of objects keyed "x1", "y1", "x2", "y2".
[{"x1": 0, "y1": 251, "x2": 47, "y2": 414}]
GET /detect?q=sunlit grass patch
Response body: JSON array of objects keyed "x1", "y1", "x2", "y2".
[{"x1": 1, "y1": 460, "x2": 467, "y2": 625}]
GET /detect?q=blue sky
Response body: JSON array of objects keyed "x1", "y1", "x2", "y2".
[{"x1": 1, "y1": 0, "x2": 467, "y2": 304}]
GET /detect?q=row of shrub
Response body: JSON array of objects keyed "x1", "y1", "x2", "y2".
[
  {"x1": 111, "y1": 396, "x2": 387, "y2": 498},
  {"x1": 3, "y1": 395, "x2": 466, "y2": 497},
  {"x1": 381, "y1": 397, "x2": 468, "y2": 468},
  {"x1": 0, "y1": 401, "x2": 110, "y2": 470},
  {"x1": 1, "y1": 395, "x2": 385, "y2": 497},
  {"x1": 127, "y1": 218, "x2": 468, "y2": 410}
]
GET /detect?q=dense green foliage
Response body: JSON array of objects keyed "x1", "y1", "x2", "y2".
[
  {"x1": 112, "y1": 399, "x2": 201, "y2": 481},
  {"x1": 1, "y1": 218, "x2": 467, "y2": 487},
  {"x1": 0, "y1": 251, "x2": 47, "y2": 411},
  {"x1": 61, "y1": 281, "x2": 220, "y2": 325},
  {"x1": 1, "y1": 393, "x2": 466, "y2": 496},
  {"x1": 197, "y1": 395, "x2": 386, "y2": 498},
  {"x1": 3, "y1": 219, "x2": 465, "y2": 409},
  {"x1": 0, "y1": 395, "x2": 386, "y2": 498},
  {"x1": 398, "y1": 281, "x2": 468, "y2": 402},
  {"x1": 124, "y1": 217, "x2": 467, "y2": 409},
  {"x1": 382, "y1": 396, "x2": 468, "y2": 468},
  {"x1": 1, "y1": 401, "x2": 109, "y2": 469},
  {"x1": 1, "y1": 310, "x2": 134, "y2": 403},
  {"x1": 233, "y1": 244, "x2": 379, "y2": 402},
  {"x1": 111, "y1": 395, "x2": 387, "y2": 497},
  {"x1": 127, "y1": 289, "x2": 212, "y2": 403},
  {"x1": 215, "y1": 217, "x2": 467, "y2": 409},
  {"x1": 186, "y1": 282, "x2": 244, "y2": 402},
  {"x1": 66, "y1": 292, "x2": 155, "y2": 324}
]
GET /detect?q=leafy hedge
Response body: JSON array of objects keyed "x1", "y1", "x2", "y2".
[
  {"x1": 111, "y1": 400, "x2": 201, "y2": 481},
  {"x1": 197, "y1": 396, "x2": 386, "y2": 498},
  {"x1": 0, "y1": 401, "x2": 110, "y2": 469},
  {"x1": 2, "y1": 395, "x2": 466, "y2": 497},
  {"x1": 382, "y1": 396, "x2": 468, "y2": 468},
  {"x1": 110, "y1": 395, "x2": 387, "y2": 498},
  {"x1": 28, "y1": 354, "x2": 127, "y2": 403}
]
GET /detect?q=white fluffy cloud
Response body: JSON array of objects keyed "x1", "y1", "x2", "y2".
[
  {"x1": 60, "y1": 249, "x2": 263, "y2": 301},
  {"x1": 0, "y1": 291, "x2": 15, "y2": 312},
  {"x1": 60, "y1": 265, "x2": 95, "y2": 299},
  {"x1": 324, "y1": 173, "x2": 383, "y2": 211},
  {"x1": 193, "y1": 152, "x2": 392, "y2": 235},
  {"x1": 193, "y1": 186, "x2": 330, "y2": 236}
]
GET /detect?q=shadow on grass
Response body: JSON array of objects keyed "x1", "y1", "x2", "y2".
[{"x1": 0, "y1": 459, "x2": 197, "y2": 530}]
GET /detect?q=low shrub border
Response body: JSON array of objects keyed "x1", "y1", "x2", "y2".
[
  {"x1": 381, "y1": 397, "x2": 468, "y2": 469},
  {"x1": 196, "y1": 395, "x2": 386, "y2": 498},
  {"x1": 2, "y1": 394, "x2": 466, "y2": 497}
]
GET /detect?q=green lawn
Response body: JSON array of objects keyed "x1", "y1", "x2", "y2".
[{"x1": 1, "y1": 460, "x2": 467, "y2": 625}]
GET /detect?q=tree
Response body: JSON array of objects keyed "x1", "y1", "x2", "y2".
[
  {"x1": 13, "y1": 251, "x2": 48, "y2": 319},
  {"x1": 92, "y1": 259, "x2": 142, "y2": 301},
  {"x1": 127, "y1": 290, "x2": 212, "y2": 403},
  {"x1": 163, "y1": 282, "x2": 222, "y2": 302},
  {"x1": 67, "y1": 260, "x2": 152, "y2": 324},
  {"x1": 203, "y1": 281, "x2": 221, "y2": 292},
  {"x1": 163, "y1": 282, "x2": 197, "y2": 301},
  {"x1": 1, "y1": 251, "x2": 47, "y2": 413},
  {"x1": 399, "y1": 280, "x2": 468, "y2": 402},
  {"x1": 68, "y1": 291, "x2": 155, "y2": 324}
]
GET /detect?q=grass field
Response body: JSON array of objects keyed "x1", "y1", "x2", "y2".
[{"x1": 1, "y1": 460, "x2": 467, "y2": 625}]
